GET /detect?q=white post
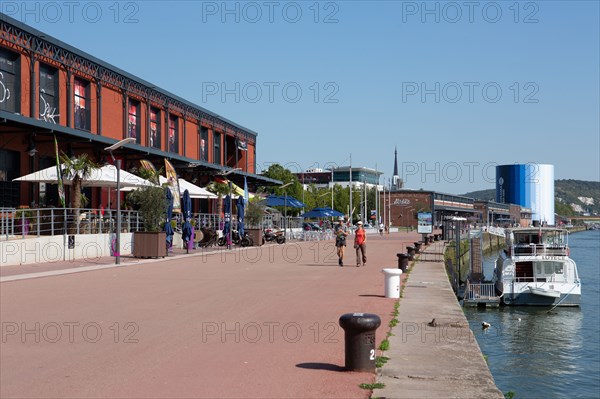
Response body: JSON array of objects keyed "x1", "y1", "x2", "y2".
[
  {"x1": 116, "y1": 159, "x2": 121, "y2": 264},
  {"x1": 349, "y1": 154, "x2": 352, "y2": 223}
]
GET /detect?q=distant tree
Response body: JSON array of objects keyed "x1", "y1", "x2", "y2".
[{"x1": 261, "y1": 164, "x2": 303, "y2": 216}]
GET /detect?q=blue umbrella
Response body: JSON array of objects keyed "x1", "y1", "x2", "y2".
[
  {"x1": 223, "y1": 194, "x2": 231, "y2": 245},
  {"x1": 165, "y1": 187, "x2": 174, "y2": 249},
  {"x1": 301, "y1": 207, "x2": 344, "y2": 218},
  {"x1": 182, "y1": 189, "x2": 193, "y2": 251},
  {"x1": 237, "y1": 195, "x2": 245, "y2": 237},
  {"x1": 265, "y1": 195, "x2": 305, "y2": 208}
]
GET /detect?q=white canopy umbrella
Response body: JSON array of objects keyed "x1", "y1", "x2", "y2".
[
  {"x1": 121, "y1": 176, "x2": 218, "y2": 199},
  {"x1": 166, "y1": 176, "x2": 218, "y2": 199},
  {"x1": 119, "y1": 176, "x2": 216, "y2": 199},
  {"x1": 13, "y1": 164, "x2": 155, "y2": 188},
  {"x1": 159, "y1": 176, "x2": 217, "y2": 199}
]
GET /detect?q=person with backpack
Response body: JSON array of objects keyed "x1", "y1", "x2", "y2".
[{"x1": 334, "y1": 217, "x2": 349, "y2": 266}]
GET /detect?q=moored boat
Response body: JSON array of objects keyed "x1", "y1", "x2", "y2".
[{"x1": 494, "y1": 227, "x2": 581, "y2": 306}]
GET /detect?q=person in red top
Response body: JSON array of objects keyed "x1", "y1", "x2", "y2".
[{"x1": 354, "y1": 221, "x2": 367, "y2": 267}]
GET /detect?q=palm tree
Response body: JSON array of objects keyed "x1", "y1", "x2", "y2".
[
  {"x1": 207, "y1": 180, "x2": 231, "y2": 227},
  {"x1": 59, "y1": 153, "x2": 99, "y2": 234},
  {"x1": 60, "y1": 153, "x2": 99, "y2": 209}
]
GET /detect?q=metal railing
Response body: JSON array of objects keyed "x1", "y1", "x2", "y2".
[
  {"x1": 512, "y1": 244, "x2": 569, "y2": 257},
  {"x1": 1, "y1": 207, "x2": 143, "y2": 240},
  {"x1": 487, "y1": 226, "x2": 506, "y2": 237},
  {"x1": 291, "y1": 229, "x2": 335, "y2": 241},
  {"x1": 465, "y1": 282, "x2": 498, "y2": 301}
]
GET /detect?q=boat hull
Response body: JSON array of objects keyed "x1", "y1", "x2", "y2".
[{"x1": 502, "y1": 292, "x2": 580, "y2": 307}]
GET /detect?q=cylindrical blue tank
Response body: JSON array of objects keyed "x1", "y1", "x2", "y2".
[{"x1": 496, "y1": 164, "x2": 555, "y2": 225}]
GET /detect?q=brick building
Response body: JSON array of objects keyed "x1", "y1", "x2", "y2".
[
  {"x1": 0, "y1": 14, "x2": 277, "y2": 210},
  {"x1": 380, "y1": 189, "x2": 477, "y2": 229}
]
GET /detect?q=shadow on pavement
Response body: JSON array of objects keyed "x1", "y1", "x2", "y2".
[
  {"x1": 297, "y1": 263, "x2": 339, "y2": 267},
  {"x1": 295, "y1": 363, "x2": 346, "y2": 372}
]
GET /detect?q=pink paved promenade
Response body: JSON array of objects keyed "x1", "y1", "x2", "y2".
[{"x1": 1, "y1": 231, "x2": 424, "y2": 399}]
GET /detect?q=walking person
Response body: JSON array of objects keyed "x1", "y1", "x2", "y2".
[
  {"x1": 354, "y1": 221, "x2": 367, "y2": 267},
  {"x1": 334, "y1": 217, "x2": 349, "y2": 266}
]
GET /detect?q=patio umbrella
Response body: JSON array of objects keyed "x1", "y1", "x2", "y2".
[
  {"x1": 159, "y1": 176, "x2": 217, "y2": 199},
  {"x1": 237, "y1": 195, "x2": 245, "y2": 237},
  {"x1": 165, "y1": 187, "x2": 174, "y2": 250},
  {"x1": 182, "y1": 189, "x2": 193, "y2": 251},
  {"x1": 264, "y1": 195, "x2": 305, "y2": 208},
  {"x1": 223, "y1": 194, "x2": 231, "y2": 246},
  {"x1": 13, "y1": 164, "x2": 154, "y2": 188},
  {"x1": 301, "y1": 207, "x2": 344, "y2": 218}
]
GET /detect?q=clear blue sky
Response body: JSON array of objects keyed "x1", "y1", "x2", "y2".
[{"x1": 6, "y1": 0, "x2": 599, "y2": 194}]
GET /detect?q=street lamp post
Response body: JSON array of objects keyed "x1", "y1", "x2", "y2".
[
  {"x1": 318, "y1": 191, "x2": 329, "y2": 207},
  {"x1": 104, "y1": 137, "x2": 135, "y2": 265},
  {"x1": 218, "y1": 167, "x2": 241, "y2": 250},
  {"x1": 280, "y1": 182, "x2": 292, "y2": 238}
]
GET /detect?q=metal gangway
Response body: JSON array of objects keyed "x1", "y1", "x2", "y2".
[{"x1": 463, "y1": 281, "x2": 501, "y2": 307}]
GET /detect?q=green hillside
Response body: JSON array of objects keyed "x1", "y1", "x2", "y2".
[{"x1": 463, "y1": 180, "x2": 600, "y2": 216}]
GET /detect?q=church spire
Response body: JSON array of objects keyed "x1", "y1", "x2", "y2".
[{"x1": 393, "y1": 146, "x2": 398, "y2": 177}]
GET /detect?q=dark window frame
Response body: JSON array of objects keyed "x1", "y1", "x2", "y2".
[
  {"x1": 149, "y1": 107, "x2": 161, "y2": 149},
  {"x1": 74, "y1": 77, "x2": 91, "y2": 131},
  {"x1": 0, "y1": 47, "x2": 20, "y2": 114},
  {"x1": 39, "y1": 63, "x2": 59, "y2": 124},
  {"x1": 168, "y1": 114, "x2": 179, "y2": 153},
  {"x1": 199, "y1": 125, "x2": 209, "y2": 162},
  {"x1": 127, "y1": 99, "x2": 141, "y2": 143},
  {"x1": 213, "y1": 131, "x2": 222, "y2": 165}
]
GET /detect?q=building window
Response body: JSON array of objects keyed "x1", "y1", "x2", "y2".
[
  {"x1": 168, "y1": 115, "x2": 178, "y2": 153},
  {"x1": 150, "y1": 107, "x2": 161, "y2": 149},
  {"x1": 0, "y1": 48, "x2": 20, "y2": 113},
  {"x1": 199, "y1": 126, "x2": 208, "y2": 162},
  {"x1": 127, "y1": 99, "x2": 140, "y2": 143},
  {"x1": 0, "y1": 149, "x2": 21, "y2": 207},
  {"x1": 74, "y1": 78, "x2": 90, "y2": 130},
  {"x1": 39, "y1": 64, "x2": 59, "y2": 123},
  {"x1": 213, "y1": 131, "x2": 221, "y2": 165}
]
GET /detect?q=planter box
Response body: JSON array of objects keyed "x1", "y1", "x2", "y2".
[
  {"x1": 246, "y1": 228, "x2": 263, "y2": 246},
  {"x1": 133, "y1": 232, "x2": 167, "y2": 258}
]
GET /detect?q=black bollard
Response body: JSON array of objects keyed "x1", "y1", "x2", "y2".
[
  {"x1": 414, "y1": 242, "x2": 421, "y2": 253},
  {"x1": 338, "y1": 313, "x2": 381, "y2": 372},
  {"x1": 406, "y1": 246, "x2": 416, "y2": 260},
  {"x1": 434, "y1": 234, "x2": 440, "y2": 241},
  {"x1": 397, "y1": 253, "x2": 410, "y2": 272},
  {"x1": 423, "y1": 236, "x2": 430, "y2": 245}
]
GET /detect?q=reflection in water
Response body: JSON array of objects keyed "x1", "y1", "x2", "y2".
[{"x1": 465, "y1": 230, "x2": 599, "y2": 399}]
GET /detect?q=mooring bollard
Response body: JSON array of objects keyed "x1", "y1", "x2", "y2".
[
  {"x1": 423, "y1": 236, "x2": 430, "y2": 245},
  {"x1": 382, "y1": 268, "x2": 403, "y2": 298},
  {"x1": 339, "y1": 313, "x2": 382, "y2": 372},
  {"x1": 406, "y1": 245, "x2": 416, "y2": 260},
  {"x1": 414, "y1": 242, "x2": 422, "y2": 253},
  {"x1": 397, "y1": 253, "x2": 409, "y2": 272}
]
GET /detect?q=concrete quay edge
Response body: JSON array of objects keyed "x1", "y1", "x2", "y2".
[{"x1": 374, "y1": 241, "x2": 504, "y2": 399}]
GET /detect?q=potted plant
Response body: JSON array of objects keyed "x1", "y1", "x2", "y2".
[
  {"x1": 245, "y1": 197, "x2": 266, "y2": 246},
  {"x1": 128, "y1": 185, "x2": 167, "y2": 258}
]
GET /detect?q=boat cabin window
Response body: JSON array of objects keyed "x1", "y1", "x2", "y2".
[{"x1": 535, "y1": 262, "x2": 563, "y2": 276}]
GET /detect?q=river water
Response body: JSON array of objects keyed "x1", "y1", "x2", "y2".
[{"x1": 463, "y1": 229, "x2": 600, "y2": 399}]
